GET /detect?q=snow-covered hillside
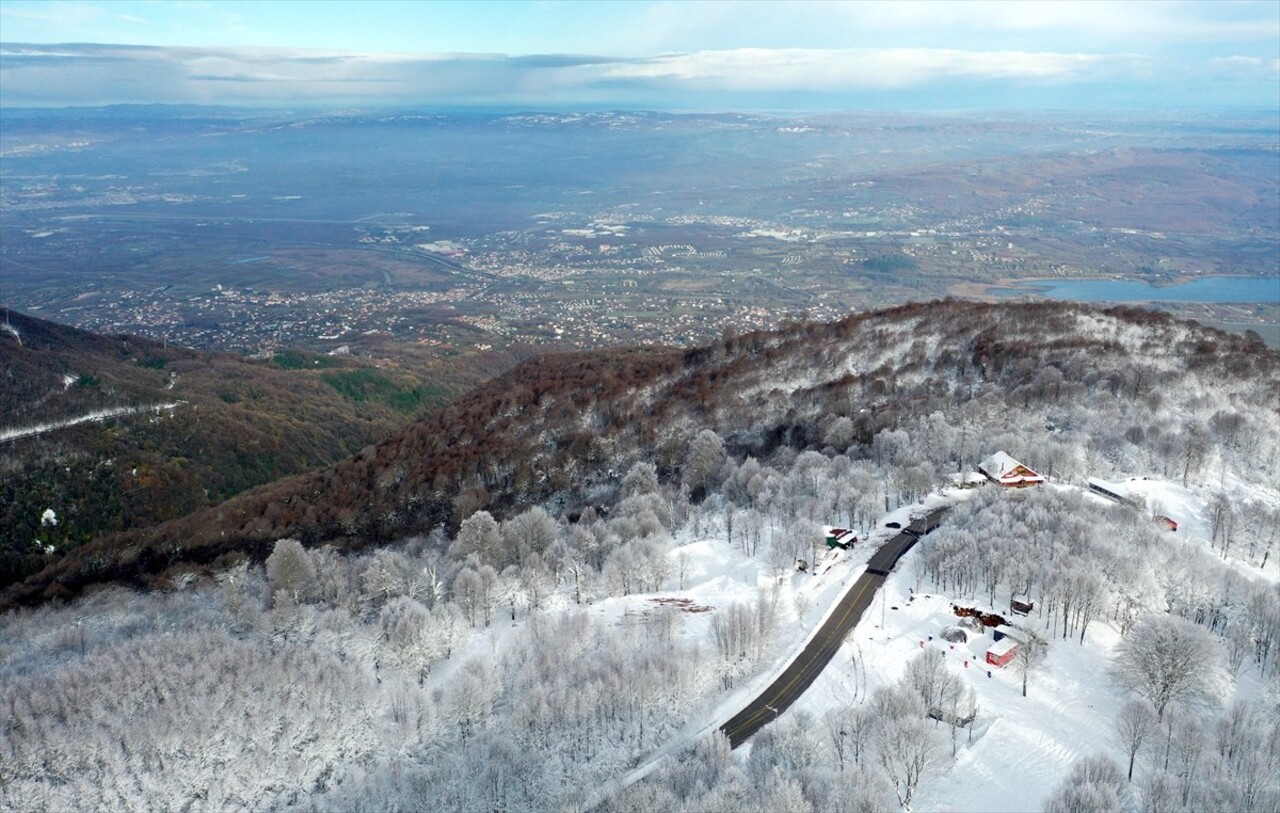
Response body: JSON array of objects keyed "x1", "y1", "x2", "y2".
[
  {"x1": 4, "y1": 460, "x2": 1276, "y2": 811},
  {"x1": 3, "y1": 302, "x2": 1277, "y2": 811}
]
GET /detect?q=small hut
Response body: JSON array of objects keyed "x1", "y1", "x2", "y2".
[{"x1": 986, "y1": 638, "x2": 1019, "y2": 668}]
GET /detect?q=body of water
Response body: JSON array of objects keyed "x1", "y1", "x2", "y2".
[{"x1": 993, "y1": 276, "x2": 1279, "y2": 304}]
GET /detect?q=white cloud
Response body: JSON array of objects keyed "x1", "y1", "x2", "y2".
[
  {"x1": 1207, "y1": 54, "x2": 1280, "y2": 79},
  {"x1": 1212, "y1": 55, "x2": 1264, "y2": 67},
  {"x1": 589, "y1": 1, "x2": 1280, "y2": 57},
  {"x1": 601, "y1": 48, "x2": 1133, "y2": 90},
  {"x1": 0, "y1": 41, "x2": 1270, "y2": 108}
]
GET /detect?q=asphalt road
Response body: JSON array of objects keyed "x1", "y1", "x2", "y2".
[{"x1": 718, "y1": 506, "x2": 947, "y2": 749}]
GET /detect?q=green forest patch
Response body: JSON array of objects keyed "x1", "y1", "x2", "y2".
[{"x1": 320, "y1": 368, "x2": 448, "y2": 413}]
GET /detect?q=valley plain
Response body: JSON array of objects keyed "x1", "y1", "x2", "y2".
[{"x1": 4, "y1": 108, "x2": 1277, "y2": 358}]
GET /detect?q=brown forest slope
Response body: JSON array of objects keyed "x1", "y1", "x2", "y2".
[
  {"x1": 0, "y1": 310, "x2": 520, "y2": 587},
  {"x1": 3, "y1": 299, "x2": 1276, "y2": 607}
]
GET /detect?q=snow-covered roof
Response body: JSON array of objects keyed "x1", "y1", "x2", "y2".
[
  {"x1": 1087, "y1": 477, "x2": 1130, "y2": 498},
  {"x1": 988, "y1": 638, "x2": 1019, "y2": 656},
  {"x1": 978, "y1": 451, "x2": 1020, "y2": 478},
  {"x1": 978, "y1": 451, "x2": 1046, "y2": 483},
  {"x1": 993, "y1": 624, "x2": 1024, "y2": 641}
]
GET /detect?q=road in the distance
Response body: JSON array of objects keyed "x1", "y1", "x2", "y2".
[{"x1": 719, "y1": 507, "x2": 946, "y2": 748}]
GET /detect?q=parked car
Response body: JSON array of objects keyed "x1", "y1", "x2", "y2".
[{"x1": 885, "y1": 521, "x2": 901, "y2": 529}]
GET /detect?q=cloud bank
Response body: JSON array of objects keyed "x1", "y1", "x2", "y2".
[{"x1": 0, "y1": 41, "x2": 1270, "y2": 109}]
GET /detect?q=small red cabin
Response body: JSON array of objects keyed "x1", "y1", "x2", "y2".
[
  {"x1": 1152, "y1": 515, "x2": 1178, "y2": 532},
  {"x1": 986, "y1": 639, "x2": 1019, "y2": 668}
]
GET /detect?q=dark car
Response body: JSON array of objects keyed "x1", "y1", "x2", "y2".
[{"x1": 885, "y1": 521, "x2": 901, "y2": 529}]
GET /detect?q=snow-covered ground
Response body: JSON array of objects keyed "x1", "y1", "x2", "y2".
[
  {"x1": 586, "y1": 474, "x2": 1277, "y2": 809},
  {"x1": 794, "y1": 567, "x2": 1127, "y2": 812}
]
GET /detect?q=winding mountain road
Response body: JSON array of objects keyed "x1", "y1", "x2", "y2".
[{"x1": 719, "y1": 506, "x2": 947, "y2": 748}]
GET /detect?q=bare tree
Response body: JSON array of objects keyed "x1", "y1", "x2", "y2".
[
  {"x1": 1015, "y1": 630, "x2": 1048, "y2": 698},
  {"x1": 1115, "y1": 698, "x2": 1158, "y2": 781},
  {"x1": 453, "y1": 567, "x2": 482, "y2": 626},
  {"x1": 875, "y1": 715, "x2": 940, "y2": 810},
  {"x1": 1112, "y1": 614, "x2": 1226, "y2": 720}
]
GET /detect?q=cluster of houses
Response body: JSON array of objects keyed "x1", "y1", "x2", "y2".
[{"x1": 893, "y1": 451, "x2": 1185, "y2": 672}]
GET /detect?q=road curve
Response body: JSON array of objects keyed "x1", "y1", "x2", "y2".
[{"x1": 718, "y1": 507, "x2": 946, "y2": 748}]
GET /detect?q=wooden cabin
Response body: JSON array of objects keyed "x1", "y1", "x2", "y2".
[
  {"x1": 1010, "y1": 599, "x2": 1034, "y2": 616},
  {"x1": 978, "y1": 451, "x2": 1046, "y2": 488}
]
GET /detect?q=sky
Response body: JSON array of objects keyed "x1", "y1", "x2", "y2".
[{"x1": 0, "y1": 0, "x2": 1277, "y2": 110}]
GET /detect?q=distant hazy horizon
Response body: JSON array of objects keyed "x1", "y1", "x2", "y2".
[{"x1": 1, "y1": 1, "x2": 1277, "y2": 111}]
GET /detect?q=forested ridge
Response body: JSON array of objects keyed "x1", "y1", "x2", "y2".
[
  {"x1": 0, "y1": 310, "x2": 519, "y2": 590},
  {"x1": 4, "y1": 298, "x2": 1275, "y2": 608}
]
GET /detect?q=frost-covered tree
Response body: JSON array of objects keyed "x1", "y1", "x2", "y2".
[
  {"x1": 875, "y1": 713, "x2": 940, "y2": 809},
  {"x1": 683, "y1": 429, "x2": 726, "y2": 499},
  {"x1": 501, "y1": 506, "x2": 558, "y2": 567},
  {"x1": 620, "y1": 460, "x2": 661, "y2": 500},
  {"x1": 1113, "y1": 614, "x2": 1227, "y2": 720},
  {"x1": 442, "y1": 657, "x2": 498, "y2": 744},
  {"x1": 904, "y1": 648, "x2": 949, "y2": 714},
  {"x1": 1042, "y1": 754, "x2": 1129, "y2": 813},
  {"x1": 448, "y1": 510, "x2": 502, "y2": 567},
  {"x1": 379, "y1": 596, "x2": 434, "y2": 677},
  {"x1": 265, "y1": 537, "x2": 317, "y2": 604},
  {"x1": 453, "y1": 566, "x2": 483, "y2": 626},
  {"x1": 360, "y1": 549, "x2": 419, "y2": 608}
]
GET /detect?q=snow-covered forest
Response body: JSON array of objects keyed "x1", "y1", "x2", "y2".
[{"x1": 3, "y1": 304, "x2": 1278, "y2": 811}]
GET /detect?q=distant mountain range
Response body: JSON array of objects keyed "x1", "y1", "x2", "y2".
[{"x1": 4, "y1": 299, "x2": 1274, "y2": 608}]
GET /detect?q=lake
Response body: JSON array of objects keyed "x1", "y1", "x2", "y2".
[{"x1": 993, "y1": 276, "x2": 1279, "y2": 304}]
